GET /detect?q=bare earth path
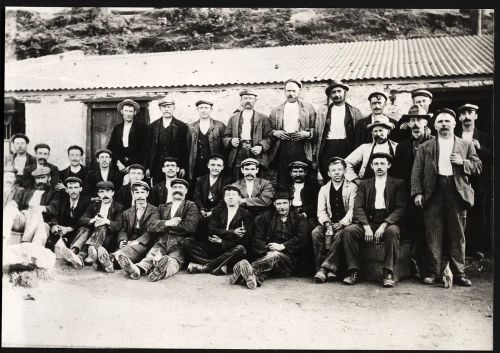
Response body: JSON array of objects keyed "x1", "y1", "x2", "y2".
[{"x1": 2, "y1": 260, "x2": 493, "y2": 350}]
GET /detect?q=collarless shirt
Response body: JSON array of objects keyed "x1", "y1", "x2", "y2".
[
  {"x1": 374, "y1": 176, "x2": 387, "y2": 209},
  {"x1": 292, "y1": 182, "x2": 304, "y2": 207},
  {"x1": 70, "y1": 196, "x2": 80, "y2": 210},
  {"x1": 199, "y1": 119, "x2": 210, "y2": 135},
  {"x1": 28, "y1": 190, "x2": 45, "y2": 207},
  {"x1": 327, "y1": 104, "x2": 347, "y2": 139},
  {"x1": 462, "y1": 130, "x2": 474, "y2": 142},
  {"x1": 241, "y1": 110, "x2": 253, "y2": 140},
  {"x1": 98, "y1": 202, "x2": 112, "y2": 218},
  {"x1": 100, "y1": 168, "x2": 109, "y2": 181},
  {"x1": 226, "y1": 207, "x2": 238, "y2": 230},
  {"x1": 283, "y1": 102, "x2": 300, "y2": 132},
  {"x1": 438, "y1": 137, "x2": 454, "y2": 176},
  {"x1": 245, "y1": 180, "x2": 255, "y2": 197},
  {"x1": 165, "y1": 180, "x2": 173, "y2": 203},
  {"x1": 170, "y1": 200, "x2": 182, "y2": 218},
  {"x1": 122, "y1": 122, "x2": 132, "y2": 148},
  {"x1": 13, "y1": 154, "x2": 27, "y2": 175}
]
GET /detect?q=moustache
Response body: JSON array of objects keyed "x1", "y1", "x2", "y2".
[
  {"x1": 35, "y1": 183, "x2": 49, "y2": 190},
  {"x1": 102, "y1": 197, "x2": 111, "y2": 200},
  {"x1": 38, "y1": 158, "x2": 47, "y2": 163},
  {"x1": 333, "y1": 96, "x2": 342, "y2": 100},
  {"x1": 172, "y1": 191, "x2": 184, "y2": 196},
  {"x1": 463, "y1": 119, "x2": 472, "y2": 123}
]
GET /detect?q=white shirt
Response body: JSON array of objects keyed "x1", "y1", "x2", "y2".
[
  {"x1": 199, "y1": 119, "x2": 210, "y2": 135},
  {"x1": 122, "y1": 122, "x2": 132, "y2": 148},
  {"x1": 100, "y1": 168, "x2": 109, "y2": 181},
  {"x1": 28, "y1": 190, "x2": 45, "y2": 207},
  {"x1": 170, "y1": 200, "x2": 182, "y2": 218},
  {"x1": 70, "y1": 164, "x2": 82, "y2": 173},
  {"x1": 462, "y1": 130, "x2": 474, "y2": 142},
  {"x1": 438, "y1": 137, "x2": 454, "y2": 176},
  {"x1": 98, "y1": 202, "x2": 111, "y2": 218},
  {"x1": 372, "y1": 142, "x2": 391, "y2": 155},
  {"x1": 374, "y1": 175, "x2": 387, "y2": 209},
  {"x1": 162, "y1": 117, "x2": 172, "y2": 128},
  {"x1": 245, "y1": 180, "x2": 255, "y2": 197},
  {"x1": 165, "y1": 180, "x2": 173, "y2": 203},
  {"x1": 69, "y1": 196, "x2": 80, "y2": 210},
  {"x1": 208, "y1": 175, "x2": 218, "y2": 201},
  {"x1": 13, "y1": 154, "x2": 27, "y2": 175},
  {"x1": 283, "y1": 102, "x2": 300, "y2": 132},
  {"x1": 226, "y1": 207, "x2": 238, "y2": 230},
  {"x1": 327, "y1": 104, "x2": 347, "y2": 139},
  {"x1": 292, "y1": 183, "x2": 304, "y2": 207},
  {"x1": 241, "y1": 110, "x2": 253, "y2": 140}
]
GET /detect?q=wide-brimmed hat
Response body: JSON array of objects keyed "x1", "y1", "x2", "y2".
[
  {"x1": 325, "y1": 80, "x2": 350, "y2": 96},
  {"x1": 117, "y1": 99, "x2": 140, "y2": 113},
  {"x1": 400, "y1": 105, "x2": 432, "y2": 124},
  {"x1": 367, "y1": 116, "x2": 395, "y2": 131}
]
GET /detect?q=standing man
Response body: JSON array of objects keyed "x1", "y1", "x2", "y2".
[
  {"x1": 84, "y1": 149, "x2": 123, "y2": 198},
  {"x1": 312, "y1": 157, "x2": 357, "y2": 282},
  {"x1": 56, "y1": 145, "x2": 89, "y2": 194},
  {"x1": 107, "y1": 99, "x2": 147, "y2": 172},
  {"x1": 115, "y1": 164, "x2": 146, "y2": 209},
  {"x1": 223, "y1": 90, "x2": 272, "y2": 180},
  {"x1": 315, "y1": 80, "x2": 363, "y2": 183},
  {"x1": 230, "y1": 189, "x2": 308, "y2": 289},
  {"x1": 22, "y1": 143, "x2": 60, "y2": 189},
  {"x1": 184, "y1": 185, "x2": 252, "y2": 275},
  {"x1": 392, "y1": 105, "x2": 434, "y2": 278},
  {"x1": 411, "y1": 108, "x2": 482, "y2": 286},
  {"x1": 187, "y1": 100, "x2": 226, "y2": 181},
  {"x1": 4, "y1": 133, "x2": 36, "y2": 186},
  {"x1": 144, "y1": 97, "x2": 189, "y2": 184},
  {"x1": 344, "y1": 116, "x2": 398, "y2": 183},
  {"x1": 342, "y1": 153, "x2": 407, "y2": 287},
  {"x1": 268, "y1": 79, "x2": 316, "y2": 185},
  {"x1": 456, "y1": 104, "x2": 492, "y2": 258},
  {"x1": 395, "y1": 89, "x2": 434, "y2": 141},
  {"x1": 231, "y1": 158, "x2": 275, "y2": 216},
  {"x1": 149, "y1": 157, "x2": 180, "y2": 207},
  {"x1": 354, "y1": 92, "x2": 398, "y2": 148}
]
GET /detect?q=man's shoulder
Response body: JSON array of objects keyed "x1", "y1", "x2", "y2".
[{"x1": 254, "y1": 111, "x2": 269, "y2": 120}]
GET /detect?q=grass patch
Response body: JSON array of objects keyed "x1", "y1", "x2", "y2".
[{"x1": 6, "y1": 268, "x2": 53, "y2": 288}]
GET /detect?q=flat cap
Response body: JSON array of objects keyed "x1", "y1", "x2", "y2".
[
  {"x1": 368, "y1": 91, "x2": 388, "y2": 102},
  {"x1": 10, "y1": 133, "x2": 29, "y2": 144},
  {"x1": 325, "y1": 80, "x2": 350, "y2": 96},
  {"x1": 127, "y1": 163, "x2": 145, "y2": 172},
  {"x1": 31, "y1": 166, "x2": 51, "y2": 177},
  {"x1": 170, "y1": 178, "x2": 189, "y2": 188},
  {"x1": 240, "y1": 158, "x2": 260, "y2": 167},
  {"x1": 67, "y1": 145, "x2": 84, "y2": 155},
  {"x1": 117, "y1": 99, "x2": 140, "y2": 113},
  {"x1": 163, "y1": 156, "x2": 179, "y2": 165},
  {"x1": 434, "y1": 108, "x2": 457, "y2": 120},
  {"x1": 367, "y1": 116, "x2": 395, "y2": 131},
  {"x1": 284, "y1": 79, "x2": 302, "y2": 89},
  {"x1": 457, "y1": 103, "x2": 479, "y2": 113},
  {"x1": 411, "y1": 89, "x2": 433, "y2": 99},
  {"x1": 34, "y1": 143, "x2": 50, "y2": 151},
  {"x1": 369, "y1": 152, "x2": 393, "y2": 164},
  {"x1": 239, "y1": 89, "x2": 258, "y2": 97},
  {"x1": 400, "y1": 105, "x2": 431, "y2": 123},
  {"x1": 195, "y1": 99, "x2": 214, "y2": 107},
  {"x1": 223, "y1": 184, "x2": 242, "y2": 196},
  {"x1": 157, "y1": 96, "x2": 175, "y2": 106},
  {"x1": 273, "y1": 188, "x2": 292, "y2": 200},
  {"x1": 328, "y1": 157, "x2": 347, "y2": 169},
  {"x1": 96, "y1": 181, "x2": 114, "y2": 190},
  {"x1": 131, "y1": 180, "x2": 150, "y2": 191},
  {"x1": 95, "y1": 148, "x2": 112, "y2": 158},
  {"x1": 288, "y1": 161, "x2": 309, "y2": 170},
  {"x1": 64, "y1": 176, "x2": 83, "y2": 186},
  {"x1": 208, "y1": 153, "x2": 225, "y2": 162},
  {"x1": 4, "y1": 165, "x2": 18, "y2": 174}
]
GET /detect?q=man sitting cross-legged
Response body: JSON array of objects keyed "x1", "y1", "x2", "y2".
[
  {"x1": 115, "y1": 178, "x2": 200, "y2": 281},
  {"x1": 184, "y1": 185, "x2": 252, "y2": 275},
  {"x1": 230, "y1": 188, "x2": 307, "y2": 289}
]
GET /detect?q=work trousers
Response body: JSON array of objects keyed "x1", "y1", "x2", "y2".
[
  {"x1": 251, "y1": 251, "x2": 296, "y2": 284},
  {"x1": 3, "y1": 201, "x2": 49, "y2": 246},
  {"x1": 183, "y1": 238, "x2": 247, "y2": 275},
  {"x1": 311, "y1": 225, "x2": 344, "y2": 273},
  {"x1": 319, "y1": 139, "x2": 349, "y2": 181},
  {"x1": 405, "y1": 202, "x2": 426, "y2": 276},
  {"x1": 342, "y1": 223, "x2": 400, "y2": 273},
  {"x1": 112, "y1": 241, "x2": 149, "y2": 264},
  {"x1": 136, "y1": 236, "x2": 185, "y2": 276},
  {"x1": 424, "y1": 175, "x2": 467, "y2": 277}
]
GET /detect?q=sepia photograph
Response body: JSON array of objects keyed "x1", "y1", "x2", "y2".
[{"x1": 2, "y1": 6, "x2": 494, "y2": 350}]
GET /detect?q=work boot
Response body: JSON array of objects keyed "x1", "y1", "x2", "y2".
[
  {"x1": 455, "y1": 275, "x2": 472, "y2": 287},
  {"x1": 326, "y1": 271, "x2": 338, "y2": 282},
  {"x1": 97, "y1": 246, "x2": 114, "y2": 273},
  {"x1": 187, "y1": 262, "x2": 207, "y2": 274},
  {"x1": 239, "y1": 259, "x2": 257, "y2": 289},
  {"x1": 86, "y1": 245, "x2": 98, "y2": 270},
  {"x1": 60, "y1": 242, "x2": 84, "y2": 269},
  {"x1": 229, "y1": 261, "x2": 243, "y2": 285},
  {"x1": 343, "y1": 270, "x2": 360, "y2": 285},
  {"x1": 423, "y1": 275, "x2": 438, "y2": 285},
  {"x1": 383, "y1": 270, "x2": 395, "y2": 288},
  {"x1": 148, "y1": 255, "x2": 171, "y2": 282},
  {"x1": 117, "y1": 254, "x2": 141, "y2": 280},
  {"x1": 314, "y1": 268, "x2": 327, "y2": 283}
]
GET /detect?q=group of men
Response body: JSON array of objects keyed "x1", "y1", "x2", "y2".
[{"x1": 3, "y1": 78, "x2": 490, "y2": 290}]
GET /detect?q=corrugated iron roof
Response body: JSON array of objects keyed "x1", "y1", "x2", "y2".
[{"x1": 5, "y1": 34, "x2": 493, "y2": 92}]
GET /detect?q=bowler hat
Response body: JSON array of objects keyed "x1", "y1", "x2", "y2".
[
  {"x1": 131, "y1": 180, "x2": 150, "y2": 191},
  {"x1": 368, "y1": 91, "x2": 388, "y2": 102},
  {"x1": 64, "y1": 176, "x2": 83, "y2": 186},
  {"x1": 434, "y1": 108, "x2": 457, "y2": 120},
  {"x1": 157, "y1": 96, "x2": 175, "y2": 106},
  {"x1": 288, "y1": 161, "x2": 309, "y2": 170},
  {"x1": 456, "y1": 103, "x2": 479, "y2": 113},
  {"x1": 284, "y1": 79, "x2": 302, "y2": 89},
  {"x1": 325, "y1": 80, "x2": 350, "y2": 96},
  {"x1": 240, "y1": 158, "x2": 260, "y2": 168},
  {"x1": 170, "y1": 178, "x2": 189, "y2": 188},
  {"x1": 223, "y1": 184, "x2": 242, "y2": 196},
  {"x1": 34, "y1": 143, "x2": 50, "y2": 151},
  {"x1": 239, "y1": 89, "x2": 257, "y2": 97},
  {"x1": 195, "y1": 100, "x2": 213, "y2": 107},
  {"x1": 10, "y1": 133, "x2": 29, "y2": 144},
  {"x1": 4, "y1": 165, "x2": 18, "y2": 174},
  {"x1": 95, "y1": 148, "x2": 112, "y2": 158},
  {"x1": 96, "y1": 181, "x2": 114, "y2": 190},
  {"x1": 411, "y1": 89, "x2": 433, "y2": 99},
  {"x1": 369, "y1": 152, "x2": 393, "y2": 164},
  {"x1": 400, "y1": 105, "x2": 431, "y2": 124},
  {"x1": 32, "y1": 166, "x2": 51, "y2": 177},
  {"x1": 367, "y1": 116, "x2": 395, "y2": 131},
  {"x1": 117, "y1": 99, "x2": 140, "y2": 113}
]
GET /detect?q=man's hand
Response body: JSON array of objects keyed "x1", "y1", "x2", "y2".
[
  {"x1": 250, "y1": 145, "x2": 263, "y2": 155},
  {"x1": 119, "y1": 240, "x2": 127, "y2": 248},
  {"x1": 268, "y1": 242, "x2": 285, "y2": 251},
  {"x1": 364, "y1": 225, "x2": 374, "y2": 244},
  {"x1": 399, "y1": 122, "x2": 410, "y2": 130},
  {"x1": 208, "y1": 235, "x2": 222, "y2": 244},
  {"x1": 290, "y1": 131, "x2": 311, "y2": 141},
  {"x1": 414, "y1": 194, "x2": 424, "y2": 208},
  {"x1": 165, "y1": 217, "x2": 182, "y2": 227},
  {"x1": 374, "y1": 223, "x2": 387, "y2": 243},
  {"x1": 450, "y1": 153, "x2": 464, "y2": 166},
  {"x1": 332, "y1": 222, "x2": 343, "y2": 231},
  {"x1": 233, "y1": 227, "x2": 246, "y2": 238},
  {"x1": 472, "y1": 139, "x2": 481, "y2": 150},
  {"x1": 273, "y1": 130, "x2": 290, "y2": 140},
  {"x1": 51, "y1": 225, "x2": 61, "y2": 234},
  {"x1": 178, "y1": 169, "x2": 186, "y2": 177},
  {"x1": 60, "y1": 226, "x2": 73, "y2": 236},
  {"x1": 231, "y1": 138, "x2": 240, "y2": 147},
  {"x1": 94, "y1": 217, "x2": 109, "y2": 227},
  {"x1": 339, "y1": 218, "x2": 350, "y2": 227},
  {"x1": 54, "y1": 182, "x2": 66, "y2": 192},
  {"x1": 116, "y1": 160, "x2": 126, "y2": 172},
  {"x1": 145, "y1": 169, "x2": 151, "y2": 178}
]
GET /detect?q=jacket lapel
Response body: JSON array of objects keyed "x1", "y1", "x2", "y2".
[
  {"x1": 175, "y1": 200, "x2": 185, "y2": 217},
  {"x1": 276, "y1": 104, "x2": 285, "y2": 130},
  {"x1": 298, "y1": 100, "x2": 306, "y2": 129},
  {"x1": 171, "y1": 118, "x2": 179, "y2": 142},
  {"x1": 229, "y1": 207, "x2": 243, "y2": 229},
  {"x1": 207, "y1": 118, "x2": 215, "y2": 135},
  {"x1": 128, "y1": 207, "x2": 136, "y2": 230},
  {"x1": 384, "y1": 177, "x2": 394, "y2": 211}
]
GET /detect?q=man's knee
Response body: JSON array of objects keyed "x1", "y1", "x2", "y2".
[
  {"x1": 311, "y1": 226, "x2": 325, "y2": 243},
  {"x1": 233, "y1": 245, "x2": 246, "y2": 256},
  {"x1": 384, "y1": 225, "x2": 400, "y2": 242}
]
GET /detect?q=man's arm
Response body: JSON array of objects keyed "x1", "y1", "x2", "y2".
[
  {"x1": 192, "y1": 178, "x2": 205, "y2": 211},
  {"x1": 222, "y1": 116, "x2": 235, "y2": 149},
  {"x1": 245, "y1": 180, "x2": 275, "y2": 207},
  {"x1": 462, "y1": 141, "x2": 482, "y2": 176},
  {"x1": 344, "y1": 145, "x2": 364, "y2": 182},
  {"x1": 410, "y1": 145, "x2": 425, "y2": 199},
  {"x1": 352, "y1": 182, "x2": 369, "y2": 225},
  {"x1": 258, "y1": 115, "x2": 272, "y2": 152},
  {"x1": 282, "y1": 214, "x2": 308, "y2": 255},
  {"x1": 339, "y1": 182, "x2": 358, "y2": 226},
  {"x1": 384, "y1": 180, "x2": 408, "y2": 225}
]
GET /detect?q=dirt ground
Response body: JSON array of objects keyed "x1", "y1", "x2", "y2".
[{"x1": 2, "y1": 259, "x2": 493, "y2": 350}]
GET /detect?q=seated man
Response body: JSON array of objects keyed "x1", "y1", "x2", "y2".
[
  {"x1": 56, "y1": 145, "x2": 89, "y2": 194},
  {"x1": 231, "y1": 158, "x2": 275, "y2": 216},
  {"x1": 74, "y1": 181, "x2": 124, "y2": 272},
  {"x1": 3, "y1": 166, "x2": 60, "y2": 246},
  {"x1": 113, "y1": 178, "x2": 200, "y2": 281},
  {"x1": 149, "y1": 157, "x2": 180, "y2": 207},
  {"x1": 342, "y1": 153, "x2": 407, "y2": 287},
  {"x1": 22, "y1": 143, "x2": 61, "y2": 189},
  {"x1": 115, "y1": 164, "x2": 146, "y2": 209},
  {"x1": 84, "y1": 149, "x2": 123, "y2": 199},
  {"x1": 45, "y1": 177, "x2": 91, "y2": 252},
  {"x1": 230, "y1": 189, "x2": 307, "y2": 289},
  {"x1": 184, "y1": 185, "x2": 252, "y2": 275},
  {"x1": 312, "y1": 157, "x2": 357, "y2": 283}
]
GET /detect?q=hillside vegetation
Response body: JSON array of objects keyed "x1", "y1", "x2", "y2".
[{"x1": 6, "y1": 8, "x2": 494, "y2": 60}]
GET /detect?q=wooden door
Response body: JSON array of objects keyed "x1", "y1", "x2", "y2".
[{"x1": 86, "y1": 100, "x2": 149, "y2": 168}]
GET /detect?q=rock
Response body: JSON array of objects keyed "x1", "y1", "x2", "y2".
[{"x1": 3, "y1": 243, "x2": 56, "y2": 273}]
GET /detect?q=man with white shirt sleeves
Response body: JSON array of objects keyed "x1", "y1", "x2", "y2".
[
  {"x1": 411, "y1": 108, "x2": 482, "y2": 287},
  {"x1": 183, "y1": 185, "x2": 252, "y2": 275},
  {"x1": 314, "y1": 80, "x2": 364, "y2": 183},
  {"x1": 342, "y1": 153, "x2": 407, "y2": 287},
  {"x1": 223, "y1": 90, "x2": 272, "y2": 180},
  {"x1": 268, "y1": 79, "x2": 316, "y2": 184}
]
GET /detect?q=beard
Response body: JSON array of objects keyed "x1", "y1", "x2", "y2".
[
  {"x1": 35, "y1": 182, "x2": 49, "y2": 190},
  {"x1": 293, "y1": 176, "x2": 305, "y2": 183},
  {"x1": 374, "y1": 136, "x2": 387, "y2": 144}
]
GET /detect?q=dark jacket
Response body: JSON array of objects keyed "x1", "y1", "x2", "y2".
[
  {"x1": 289, "y1": 182, "x2": 318, "y2": 220},
  {"x1": 353, "y1": 115, "x2": 399, "y2": 148},
  {"x1": 193, "y1": 174, "x2": 233, "y2": 212},
  {"x1": 107, "y1": 120, "x2": 148, "y2": 168},
  {"x1": 208, "y1": 206, "x2": 254, "y2": 251},
  {"x1": 251, "y1": 209, "x2": 308, "y2": 259},
  {"x1": 187, "y1": 118, "x2": 227, "y2": 179},
  {"x1": 15, "y1": 187, "x2": 61, "y2": 223},
  {"x1": 59, "y1": 164, "x2": 89, "y2": 185},
  {"x1": 223, "y1": 110, "x2": 272, "y2": 167},
  {"x1": 117, "y1": 203, "x2": 160, "y2": 248},
  {"x1": 4, "y1": 152, "x2": 36, "y2": 185},
  {"x1": 148, "y1": 181, "x2": 171, "y2": 207},
  {"x1": 22, "y1": 162, "x2": 61, "y2": 189},
  {"x1": 115, "y1": 183, "x2": 135, "y2": 209},
  {"x1": 78, "y1": 200, "x2": 124, "y2": 233},
  {"x1": 353, "y1": 176, "x2": 407, "y2": 227},
  {"x1": 84, "y1": 168, "x2": 124, "y2": 197},
  {"x1": 457, "y1": 128, "x2": 492, "y2": 193},
  {"x1": 144, "y1": 117, "x2": 189, "y2": 172},
  {"x1": 148, "y1": 200, "x2": 201, "y2": 240},
  {"x1": 4, "y1": 185, "x2": 24, "y2": 208},
  {"x1": 49, "y1": 194, "x2": 91, "y2": 228}
]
